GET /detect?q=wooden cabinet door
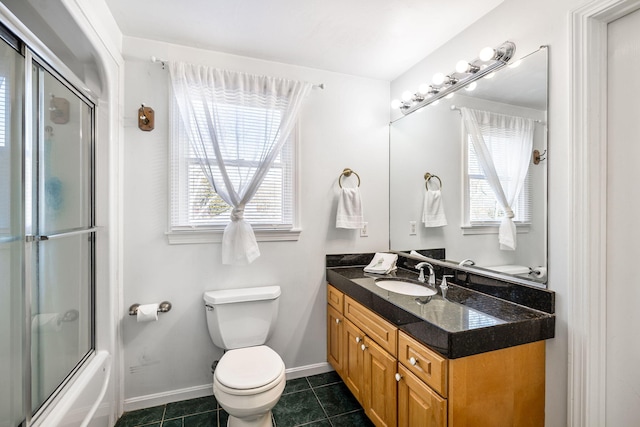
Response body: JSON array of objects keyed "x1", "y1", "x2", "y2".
[
  {"x1": 363, "y1": 337, "x2": 398, "y2": 427},
  {"x1": 397, "y1": 364, "x2": 446, "y2": 427},
  {"x1": 327, "y1": 305, "x2": 344, "y2": 375},
  {"x1": 344, "y1": 319, "x2": 365, "y2": 402}
]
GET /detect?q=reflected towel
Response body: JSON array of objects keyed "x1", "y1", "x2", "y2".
[
  {"x1": 422, "y1": 188, "x2": 447, "y2": 227},
  {"x1": 336, "y1": 187, "x2": 365, "y2": 229}
]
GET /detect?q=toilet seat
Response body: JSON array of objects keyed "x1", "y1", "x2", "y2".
[{"x1": 215, "y1": 345, "x2": 285, "y2": 394}]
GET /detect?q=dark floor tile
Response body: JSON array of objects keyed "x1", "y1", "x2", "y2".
[
  {"x1": 272, "y1": 390, "x2": 327, "y2": 427},
  {"x1": 183, "y1": 411, "x2": 217, "y2": 427},
  {"x1": 283, "y1": 377, "x2": 311, "y2": 394},
  {"x1": 329, "y1": 410, "x2": 374, "y2": 427},
  {"x1": 115, "y1": 406, "x2": 165, "y2": 427},
  {"x1": 165, "y1": 396, "x2": 217, "y2": 419},
  {"x1": 219, "y1": 409, "x2": 229, "y2": 426},
  {"x1": 306, "y1": 371, "x2": 341, "y2": 388},
  {"x1": 297, "y1": 420, "x2": 331, "y2": 427},
  {"x1": 313, "y1": 382, "x2": 361, "y2": 417},
  {"x1": 162, "y1": 419, "x2": 183, "y2": 427}
]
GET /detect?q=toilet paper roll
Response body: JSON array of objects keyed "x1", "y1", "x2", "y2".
[
  {"x1": 531, "y1": 267, "x2": 547, "y2": 280},
  {"x1": 136, "y1": 303, "x2": 159, "y2": 323}
]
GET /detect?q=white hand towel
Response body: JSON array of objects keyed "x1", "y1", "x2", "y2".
[
  {"x1": 422, "y1": 188, "x2": 447, "y2": 227},
  {"x1": 364, "y1": 253, "x2": 398, "y2": 274},
  {"x1": 336, "y1": 187, "x2": 365, "y2": 229}
]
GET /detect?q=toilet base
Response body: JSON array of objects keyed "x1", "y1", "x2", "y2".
[{"x1": 227, "y1": 411, "x2": 272, "y2": 427}]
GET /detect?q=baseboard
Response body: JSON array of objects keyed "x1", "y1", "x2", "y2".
[
  {"x1": 123, "y1": 362, "x2": 335, "y2": 412},
  {"x1": 123, "y1": 384, "x2": 213, "y2": 412},
  {"x1": 285, "y1": 362, "x2": 334, "y2": 380}
]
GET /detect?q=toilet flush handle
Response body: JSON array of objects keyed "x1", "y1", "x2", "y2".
[{"x1": 205, "y1": 304, "x2": 214, "y2": 311}]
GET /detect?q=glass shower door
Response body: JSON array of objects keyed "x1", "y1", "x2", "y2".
[
  {"x1": 30, "y1": 61, "x2": 95, "y2": 413},
  {"x1": 0, "y1": 32, "x2": 25, "y2": 427}
]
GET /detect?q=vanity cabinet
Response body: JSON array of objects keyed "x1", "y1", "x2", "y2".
[{"x1": 327, "y1": 284, "x2": 546, "y2": 427}]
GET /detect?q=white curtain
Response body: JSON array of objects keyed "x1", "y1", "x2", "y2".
[
  {"x1": 169, "y1": 62, "x2": 312, "y2": 264},
  {"x1": 461, "y1": 107, "x2": 534, "y2": 250}
]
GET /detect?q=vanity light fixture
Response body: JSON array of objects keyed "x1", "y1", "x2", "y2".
[{"x1": 392, "y1": 41, "x2": 516, "y2": 116}]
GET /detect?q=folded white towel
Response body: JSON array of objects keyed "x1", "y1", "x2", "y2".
[
  {"x1": 336, "y1": 187, "x2": 365, "y2": 229},
  {"x1": 409, "y1": 250, "x2": 430, "y2": 261},
  {"x1": 422, "y1": 188, "x2": 447, "y2": 227},
  {"x1": 364, "y1": 253, "x2": 398, "y2": 274}
]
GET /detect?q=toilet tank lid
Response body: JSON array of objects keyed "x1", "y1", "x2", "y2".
[{"x1": 203, "y1": 286, "x2": 281, "y2": 305}]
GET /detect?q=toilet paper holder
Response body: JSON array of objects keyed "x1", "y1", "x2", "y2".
[{"x1": 129, "y1": 301, "x2": 172, "y2": 316}]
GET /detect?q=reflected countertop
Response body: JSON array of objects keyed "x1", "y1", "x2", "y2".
[{"x1": 326, "y1": 266, "x2": 555, "y2": 359}]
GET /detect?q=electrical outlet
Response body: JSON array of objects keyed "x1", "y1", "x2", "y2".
[
  {"x1": 360, "y1": 222, "x2": 368, "y2": 237},
  {"x1": 409, "y1": 221, "x2": 417, "y2": 235}
]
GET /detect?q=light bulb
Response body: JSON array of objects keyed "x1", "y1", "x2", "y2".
[
  {"x1": 401, "y1": 91, "x2": 413, "y2": 102},
  {"x1": 391, "y1": 99, "x2": 402, "y2": 109},
  {"x1": 479, "y1": 47, "x2": 495, "y2": 62},
  {"x1": 432, "y1": 73, "x2": 445, "y2": 85},
  {"x1": 455, "y1": 60, "x2": 470, "y2": 74},
  {"x1": 465, "y1": 82, "x2": 477, "y2": 91},
  {"x1": 418, "y1": 83, "x2": 430, "y2": 95}
]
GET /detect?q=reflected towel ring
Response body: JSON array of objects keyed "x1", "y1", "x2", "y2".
[
  {"x1": 339, "y1": 168, "x2": 361, "y2": 188},
  {"x1": 424, "y1": 172, "x2": 442, "y2": 190}
]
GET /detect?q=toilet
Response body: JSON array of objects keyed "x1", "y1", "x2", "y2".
[{"x1": 203, "y1": 286, "x2": 285, "y2": 427}]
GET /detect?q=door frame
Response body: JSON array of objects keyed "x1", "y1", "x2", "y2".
[{"x1": 569, "y1": 0, "x2": 640, "y2": 425}]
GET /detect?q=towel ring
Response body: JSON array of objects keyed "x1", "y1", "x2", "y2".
[
  {"x1": 424, "y1": 172, "x2": 442, "y2": 190},
  {"x1": 339, "y1": 168, "x2": 361, "y2": 188}
]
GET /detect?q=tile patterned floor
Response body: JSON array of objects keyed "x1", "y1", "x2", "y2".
[{"x1": 115, "y1": 371, "x2": 374, "y2": 427}]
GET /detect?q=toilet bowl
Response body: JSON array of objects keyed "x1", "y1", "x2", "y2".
[
  {"x1": 213, "y1": 346, "x2": 285, "y2": 427},
  {"x1": 204, "y1": 287, "x2": 285, "y2": 427}
]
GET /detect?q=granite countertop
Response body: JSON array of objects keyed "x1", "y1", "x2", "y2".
[{"x1": 326, "y1": 265, "x2": 555, "y2": 359}]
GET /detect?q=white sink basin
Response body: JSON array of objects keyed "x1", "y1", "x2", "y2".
[{"x1": 374, "y1": 279, "x2": 437, "y2": 297}]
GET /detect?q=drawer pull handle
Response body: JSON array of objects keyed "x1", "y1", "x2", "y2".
[
  {"x1": 395, "y1": 373, "x2": 402, "y2": 382},
  {"x1": 409, "y1": 357, "x2": 418, "y2": 366}
]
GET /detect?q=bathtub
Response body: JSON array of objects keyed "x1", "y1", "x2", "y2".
[{"x1": 33, "y1": 351, "x2": 113, "y2": 427}]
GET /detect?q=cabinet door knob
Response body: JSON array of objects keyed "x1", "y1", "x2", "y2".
[
  {"x1": 409, "y1": 357, "x2": 418, "y2": 366},
  {"x1": 355, "y1": 336, "x2": 361, "y2": 343},
  {"x1": 361, "y1": 343, "x2": 368, "y2": 351},
  {"x1": 335, "y1": 318, "x2": 341, "y2": 324},
  {"x1": 395, "y1": 373, "x2": 402, "y2": 382}
]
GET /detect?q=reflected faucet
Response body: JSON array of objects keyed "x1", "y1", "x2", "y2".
[
  {"x1": 415, "y1": 262, "x2": 435, "y2": 287},
  {"x1": 458, "y1": 259, "x2": 475, "y2": 266}
]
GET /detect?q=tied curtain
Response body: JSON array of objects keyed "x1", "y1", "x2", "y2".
[
  {"x1": 169, "y1": 63, "x2": 312, "y2": 264},
  {"x1": 461, "y1": 107, "x2": 534, "y2": 250}
]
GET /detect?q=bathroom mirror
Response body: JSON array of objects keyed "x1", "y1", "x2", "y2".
[{"x1": 389, "y1": 46, "x2": 548, "y2": 286}]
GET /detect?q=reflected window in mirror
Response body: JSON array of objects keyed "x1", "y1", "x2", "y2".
[{"x1": 463, "y1": 112, "x2": 533, "y2": 230}]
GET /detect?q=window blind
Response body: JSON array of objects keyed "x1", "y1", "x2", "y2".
[{"x1": 170, "y1": 94, "x2": 295, "y2": 229}]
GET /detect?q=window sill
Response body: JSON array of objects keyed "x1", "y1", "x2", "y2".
[
  {"x1": 166, "y1": 228, "x2": 302, "y2": 245},
  {"x1": 461, "y1": 224, "x2": 531, "y2": 235}
]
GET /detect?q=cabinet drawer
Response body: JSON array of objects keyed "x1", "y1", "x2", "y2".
[
  {"x1": 398, "y1": 331, "x2": 447, "y2": 398},
  {"x1": 327, "y1": 284, "x2": 343, "y2": 313},
  {"x1": 344, "y1": 296, "x2": 397, "y2": 357}
]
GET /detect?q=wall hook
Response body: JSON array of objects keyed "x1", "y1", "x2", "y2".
[
  {"x1": 138, "y1": 104, "x2": 155, "y2": 131},
  {"x1": 533, "y1": 149, "x2": 547, "y2": 165}
]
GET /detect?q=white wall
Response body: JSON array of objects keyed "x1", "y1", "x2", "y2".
[
  {"x1": 390, "y1": 0, "x2": 591, "y2": 424},
  {"x1": 121, "y1": 36, "x2": 389, "y2": 403}
]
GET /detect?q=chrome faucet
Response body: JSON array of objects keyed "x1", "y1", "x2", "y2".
[
  {"x1": 440, "y1": 275, "x2": 453, "y2": 299},
  {"x1": 458, "y1": 259, "x2": 475, "y2": 266},
  {"x1": 415, "y1": 262, "x2": 435, "y2": 287}
]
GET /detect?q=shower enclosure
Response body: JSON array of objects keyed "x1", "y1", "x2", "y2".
[{"x1": 0, "y1": 21, "x2": 96, "y2": 427}]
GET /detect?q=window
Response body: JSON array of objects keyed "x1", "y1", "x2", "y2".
[
  {"x1": 464, "y1": 129, "x2": 532, "y2": 231},
  {"x1": 169, "y1": 90, "x2": 299, "y2": 243}
]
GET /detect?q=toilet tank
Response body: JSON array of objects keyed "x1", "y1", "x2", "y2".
[{"x1": 203, "y1": 286, "x2": 281, "y2": 350}]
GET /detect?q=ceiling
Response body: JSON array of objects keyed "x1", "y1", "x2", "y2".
[{"x1": 104, "y1": 0, "x2": 504, "y2": 81}]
